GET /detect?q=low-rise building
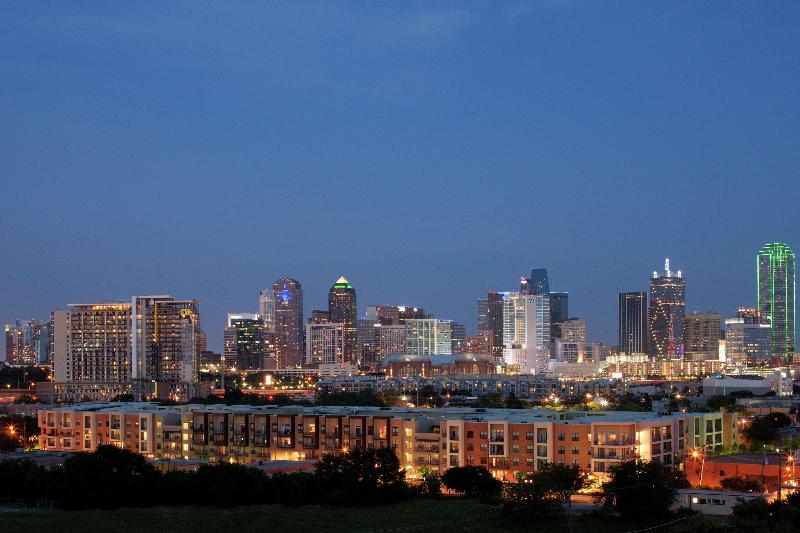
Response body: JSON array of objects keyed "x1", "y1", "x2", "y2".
[{"x1": 37, "y1": 403, "x2": 738, "y2": 482}]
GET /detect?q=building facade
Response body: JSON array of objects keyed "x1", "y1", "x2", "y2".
[
  {"x1": 37, "y1": 403, "x2": 738, "y2": 482},
  {"x1": 224, "y1": 313, "x2": 267, "y2": 371},
  {"x1": 305, "y1": 322, "x2": 345, "y2": 366},
  {"x1": 724, "y1": 309, "x2": 771, "y2": 367},
  {"x1": 684, "y1": 312, "x2": 721, "y2": 362}
]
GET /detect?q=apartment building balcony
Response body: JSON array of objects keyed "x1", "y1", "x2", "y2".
[
  {"x1": 253, "y1": 436, "x2": 269, "y2": 447},
  {"x1": 231, "y1": 434, "x2": 248, "y2": 446},
  {"x1": 593, "y1": 448, "x2": 637, "y2": 460},
  {"x1": 303, "y1": 437, "x2": 318, "y2": 449},
  {"x1": 593, "y1": 438, "x2": 638, "y2": 447},
  {"x1": 212, "y1": 433, "x2": 228, "y2": 446}
]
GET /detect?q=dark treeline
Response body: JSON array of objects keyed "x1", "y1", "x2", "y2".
[{"x1": 0, "y1": 445, "x2": 411, "y2": 510}]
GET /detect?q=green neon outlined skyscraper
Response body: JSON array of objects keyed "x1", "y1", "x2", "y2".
[{"x1": 757, "y1": 243, "x2": 796, "y2": 359}]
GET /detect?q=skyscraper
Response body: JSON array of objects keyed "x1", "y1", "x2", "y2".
[
  {"x1": 684, "y1": 312, "x2": 721, "y2": 361},
  {"x1": 486, "y1": 291, "x2": 504, "y2": 364},
  {"x1": 757, "y1": 243, "x2": 796, "y2": 357},
  {"x1": 273, "y1": 278, "x2": 304, "y2": 368},
  {"x1": 258, "y1": 289, "x2": 275, "y2": 332},
  {"x1": 450, "y1": 322, "x2": 466, "y2": 354},
  {"x1": 549, "y1": 292, "x2": 569, "y2": 340},
  {"x1": 477, "y1": 297, "x2": 489, "y2": 332},
  {"x1": 328, "y1": 276, "x2": 357, "y2": 363},
  {"x1": 618, "y1": 292, "x2": 648, "y2": 355},
  {"x1": 648, "y1": 259, "x2": 686, "y2": 359},
  {"x1": 501, "y1": 292, "x2": 550, "y2": 373},
  {"x1": 224, "y1": 313, "x2": 266, "y2": 370},
  {"x1": 527, "y1": 268, "x2": 550, "y2": 295}
]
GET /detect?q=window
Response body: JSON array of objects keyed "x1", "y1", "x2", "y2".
[
  {"x1": 571, "y1": 447, "x2": 579, "y2": 455},
  {"x1": 571, "y1": 433, "x2": 579, "y2": 441},
  {"x1": 714, "y1": 419, "x2": 722, "y2": 432},
  {"x1": 537, "y1": 445, "x2": 548, "y2": 457},
  {"x1": 537, "y1": 428, "x2": 548, "y2": 443},
  {"x1": 557, "y1": 446, "x2": 565, "y2": 455},
  {"x1": 140, "y1": 418, "x2": 148, "y2": 431},
  {"x1": 706, "y1": 420, "x2": 713, "y2": 433},
  {"x1": 512, "y1": 444, "x2": 520, "y2": 453},
  {"x1": 466, "y1": 431, "x2": 474, "y2": 438},
  {"x1": 557, "y1": 432, "x2": 565, "y2": 441},
  {"x1": 480, "y1": 431, "x2": 488, "y2": 439},
  {"x1": 526, "y1": 432, "x2": 534, "y2": 440}
]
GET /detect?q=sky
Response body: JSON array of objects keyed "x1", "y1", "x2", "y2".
[{"x1": 1, "y1": 1, "x2": 798, "y2": 355}]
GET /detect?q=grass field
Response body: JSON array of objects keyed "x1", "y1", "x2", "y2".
[{"x1": 2, "y1": 498, "x2": 692, "y2": 533}]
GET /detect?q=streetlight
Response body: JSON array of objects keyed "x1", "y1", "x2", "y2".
[{"x1": 691, "y1": 449, "x2": 706, "y2": 486}]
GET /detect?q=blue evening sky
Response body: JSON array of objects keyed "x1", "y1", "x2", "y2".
[{"x1": 1, "y1": 1, "x2": 798, "y2": 354}]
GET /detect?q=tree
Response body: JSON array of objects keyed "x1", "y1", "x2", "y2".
[
  {"x1": 417, "y1": 385, "x2": 444, "y2": 408},
  {"x1": 54, "y1": 444, "x2": 161, "y2": 509},
  {"x1": 441, "y1": 465, "x2": 502, "y2": 497},
  {"x1": 720, "y1": 477, "x2": 761, "y2": 492},
  {"x1": 314, "y1": 446, "x2": 408, "y2": 504},
  {"x1": 417, "y1": 467, "x2": 442, "y2": 497},
  {"x1": 598, "y1": 459, "x2": 689, "y2": 520},
  {"x1": 504, "y1": 463, "x2": 588, "y2": 528},
  {"x1": 0, "y1": 459, "x2": 51, "y2": 501},
  {"x1": 743, "y1": 413, "x2": 792, "y2": 445}
]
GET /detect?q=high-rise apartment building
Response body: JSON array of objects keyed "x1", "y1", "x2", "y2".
[
  {"x1": 724, "y1": 308, "x2": 771, "y2": 367},
  {"x1": 273, "y1": 278, "x2": 304, "y2": 368},
  {"x1": 684, "y1": 312, "x2": 721, "y2": 362},
  {"x1": 305, "y1": 322, "x2": 345, "y2": 365},
  {"x1": 618, "y1": 292, "x2": 648, "y2": 355},
  {"x1": 51, "y1": 304, "x2": 134, "y2": 385},
  {"x1": 328, "y1": 277, "x2": 357, "y2": 363},
  {"x1": 649, "y1": 259, "x2": 686, "y2": 359},
  {"x1": 377, "y1": 324, "x2": 406, "y2": 359},
  {"x1": 52, "y1": 296, "x2": 201, "y2": 400},
  {"x1": 224, "y1": 313, "x2": 267, "y2": 371},
  {"x1": 258, "y1": 289, "x2": 275, "y2": 332},
  {"x1": 131, "y1": 296, "x2": 201, "y2": 385},
  {"x1": 560, "y1": 318, "x2": 586, "y2": 343},
  {"x1": 549, "y1": 292, "x2": 569, "y2": 340},
  {"x1": 757, "y1": 243, "x2": 795, "y2": 357}
]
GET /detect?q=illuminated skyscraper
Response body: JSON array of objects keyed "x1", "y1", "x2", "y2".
[
  {"x1": 648, "y1": 259, "x2": 686, "y2": 359},
  {"x1": 328, "y1": 276, "x2": 357, "y2": 363},
  {"x1": 757, "y1": 243, "x2": 796, "y2": 357},
  {"x1": 501, "y1": 292, "x2": 550, "y2": 373},
  {"x1": 273, "y1": 278, "x2": 304, "y2": 368},
  {"x1": 618, "y1": 292, "x2": 647, "y2": 354}
]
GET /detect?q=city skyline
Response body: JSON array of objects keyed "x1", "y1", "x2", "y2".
[
  {"x1": 2, "y1": 3, "x2": 798, "y2": 355},
  {"x1": 2, "y1": 245, "x2": 794, "y2": 357}
]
